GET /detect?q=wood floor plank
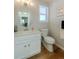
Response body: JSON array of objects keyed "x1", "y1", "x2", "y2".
[{"x1": 28, "y1": 45, "x2": 64, "y2": 59}]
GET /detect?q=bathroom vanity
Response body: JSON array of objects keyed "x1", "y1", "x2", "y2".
[{"x1": 14, "y1": 31, "x2": 41, "y2": 59}]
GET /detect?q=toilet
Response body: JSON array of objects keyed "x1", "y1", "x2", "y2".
[{"x1": 40, "y1": 29, "x2": 55, "y2": 52}]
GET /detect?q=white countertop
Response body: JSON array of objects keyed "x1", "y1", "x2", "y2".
[{"x1": 14, "y1": 30, "x2": 41, "y2": 37}]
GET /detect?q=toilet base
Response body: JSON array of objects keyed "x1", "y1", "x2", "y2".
[{"x1": 42, "y1": 40, "x2": 54, "y2": 52}]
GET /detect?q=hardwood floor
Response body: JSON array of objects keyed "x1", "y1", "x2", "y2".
[{"x1": 28, "y1": 45, "x2": 64, "y2": 59}]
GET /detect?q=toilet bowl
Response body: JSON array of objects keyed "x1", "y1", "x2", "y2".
[
  {"x1": 40, "y1": 29, "x2": 55, "y2": 52},
  {"x1": 44, "y1": 36, "x2": 55, "y2": 44}
]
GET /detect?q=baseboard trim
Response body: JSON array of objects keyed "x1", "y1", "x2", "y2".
[{"x1": 55, "y1": 43, "x2": 64, "y2": 50}]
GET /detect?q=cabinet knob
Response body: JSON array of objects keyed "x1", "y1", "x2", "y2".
[
  {"x1": 28, "y1": 44, "x2": 30, "y2": 47},
  {"x1": 24, "y1": 45, "x2": 27, "y2": 47}
]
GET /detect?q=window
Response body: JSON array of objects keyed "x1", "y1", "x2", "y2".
[{"x1": 40, "y1": 6, "x2": 48, "y2": 21}]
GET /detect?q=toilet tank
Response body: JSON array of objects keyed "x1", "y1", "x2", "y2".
[{"x1": 40, "y1": 29, "x2": 48, "y2": 37}]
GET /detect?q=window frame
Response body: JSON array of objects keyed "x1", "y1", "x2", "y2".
[{"x1": 39, "y1": 5, "x2": 48, "y2": 22}]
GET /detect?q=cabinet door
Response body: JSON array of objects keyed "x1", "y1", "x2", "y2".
[
  {"x1": 29, "y1": 38, "x2": 41, "y2": 56},
  {"x1": 15, "y1": 43, "x2": 29, "y2": 59},
  {"x1": 15, "y1": 34, "x2": 41, "y2": 59}
]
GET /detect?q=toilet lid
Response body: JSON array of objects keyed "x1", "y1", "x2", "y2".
[{"x1": 44, "y1": 36, "x2": 55, "y2": 44}]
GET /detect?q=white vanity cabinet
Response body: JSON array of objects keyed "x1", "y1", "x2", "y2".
[{"x1": 14, "y1": 31, "x2": 41, "y2": 59}]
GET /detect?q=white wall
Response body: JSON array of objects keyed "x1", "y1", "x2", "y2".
[
  {"x1": 48, "y1": 0, "x2": 64, "y2": 50},
  {"x1": 14, "y1": 0, "x2": 40, "y2": 31},
  {"x1": 14, "y1": 0, "x2": 49, "y2": 31}
]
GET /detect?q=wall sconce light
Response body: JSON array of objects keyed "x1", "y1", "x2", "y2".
[{"x1": 30, "y1": 2, "x2": 34, "y2": 6}]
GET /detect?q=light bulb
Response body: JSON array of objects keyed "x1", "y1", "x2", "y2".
[
  {"x1": 26, "y1": 0, "x2": 30, "y2": 4},
  {"x1": 30, "y1": 2, "x2": 34, "y2": 6}
]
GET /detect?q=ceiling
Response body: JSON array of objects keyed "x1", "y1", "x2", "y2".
[{"x1": 14, "y1": 0, "x2": 53, "y2": 5}]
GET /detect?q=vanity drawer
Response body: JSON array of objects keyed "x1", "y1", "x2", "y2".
[{"x1": 15, "y1": 34, "x2": 41, "y2": 45}]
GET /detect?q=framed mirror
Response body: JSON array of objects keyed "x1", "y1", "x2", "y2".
[{"x1": 18, "y1": 11, "x2": 30, "y2": 29}]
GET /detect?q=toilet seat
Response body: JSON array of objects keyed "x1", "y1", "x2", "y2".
[{"x1": 44, "y1": 36, "x2": 55, "y2": 44}]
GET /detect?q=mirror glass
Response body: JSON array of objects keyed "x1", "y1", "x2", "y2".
[{"x1": 18, "y1": 11, "x2": 30, "y2": 28}]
